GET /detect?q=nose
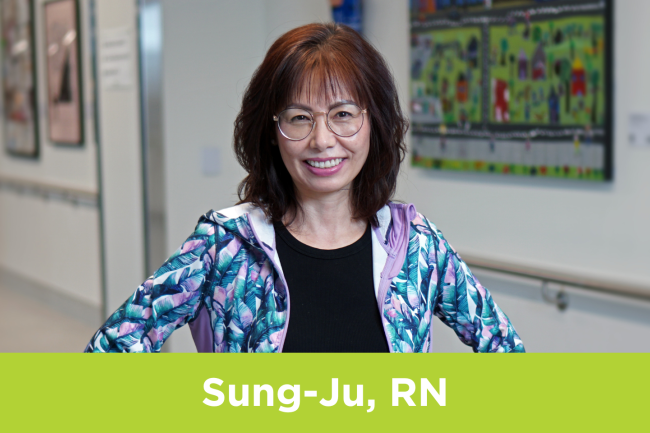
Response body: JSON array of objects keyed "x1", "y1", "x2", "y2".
[{"x1": 309, "y1": 112, "x2": 335, "y2": 151}]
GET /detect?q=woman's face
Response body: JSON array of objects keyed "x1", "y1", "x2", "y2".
[{"x1": 275, "y1": 89, "x2": 370, "y2": 201}]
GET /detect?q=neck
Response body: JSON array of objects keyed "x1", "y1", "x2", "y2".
[{"x1": 283, "y1": 187, "x2": 367, "y2": 250}]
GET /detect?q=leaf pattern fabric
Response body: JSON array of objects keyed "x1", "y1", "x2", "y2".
[
  {"x1": 381, "y1": 213, "x2": 524, "y2": 353},
  {"x1": 85, "y1": 214, "x2": 287, "y2": 353},
  {"x1": 85, "y1": 207, "x2": 524, "y2": 353}
]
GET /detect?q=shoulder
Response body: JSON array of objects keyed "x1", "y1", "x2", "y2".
[
  {"x1": 409, "y1": 210, "x2": 459, "y2": 257},
  {"x1": 411, "y1": 212, "x2": 438, "y2": 235},
  {"x1": 205, "y1": 203, "x2": 261, "y2": 221},
  {"x1": 408, "y1": 210, "x2": 442, "y2": 240},
  {"x1": 198, "y1": 203, "x2": 264, "y2": 232},
  {"x1": 198, "y1": 203, "x2": 274, "y2": 250}
]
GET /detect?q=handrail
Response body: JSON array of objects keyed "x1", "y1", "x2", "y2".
[
  {"x1": 462, "y1": 253, "x2": 650, "y2": 303},
  {"x1": 0, "y1": 174, "x2": 98, "y2": 207}
]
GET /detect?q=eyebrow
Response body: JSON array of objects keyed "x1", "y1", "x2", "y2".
[{"x1": 285, "y1": 99, "x2": 357, "y2": 111}]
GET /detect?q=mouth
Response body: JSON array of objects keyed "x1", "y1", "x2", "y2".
[
  {"x1": 303, "y1": 157, "x2": 347, "y2": 177},
  {"x1": 305, "y1": 158, "x2": 344, "y2": 169}
]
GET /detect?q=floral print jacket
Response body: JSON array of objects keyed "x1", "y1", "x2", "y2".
[{"x1": 85, "y1": 202, "x2": 525, "y2": 353}]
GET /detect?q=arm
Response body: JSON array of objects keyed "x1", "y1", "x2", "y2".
[
  {"x1": 419, "y1": 215, "x2": 525, "y2": 353},
  {"x1": 85, "y1": 216, "x2": 218, "y2": 352}
]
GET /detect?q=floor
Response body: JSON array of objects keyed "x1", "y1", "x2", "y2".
[{"x1": 0, "y1": 282, "x2": 97, "y2": 353}]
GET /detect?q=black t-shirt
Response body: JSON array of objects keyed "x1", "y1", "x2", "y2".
[{"x1": 274, "y1": 221, "x2": 390, "y2": 353}]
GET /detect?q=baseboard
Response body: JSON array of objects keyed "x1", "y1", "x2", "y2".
[{"x1": 0, "y1": 266, "x2": 102, "y2": 328}]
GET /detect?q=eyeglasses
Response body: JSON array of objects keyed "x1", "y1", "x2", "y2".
[{"x1": 273, "y1": 103, "x2": 367, "y2": 141}]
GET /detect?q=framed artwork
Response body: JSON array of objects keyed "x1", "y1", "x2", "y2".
[
  {"x1": 410, "y1": 0, "x2": 613, "y2": 181},
  {"x1": 1, "y1": 0, "x2": 39, "y2": 157},
  {"x1": 44, "y1": 0, "x2": 83, "y2": 145}
]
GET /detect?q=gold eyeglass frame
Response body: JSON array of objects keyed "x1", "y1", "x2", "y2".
[{"x1": 272, "y1": 104, "x2": 368, "y2": 141}]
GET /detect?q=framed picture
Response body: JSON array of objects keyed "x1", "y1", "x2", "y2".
[
  {"x1": 410, "y1": 0, "x2": 613, "y2": 181},
  {"x1": 1, "y1": 0, "x2": 39, "y2": 157},
  {"x1": 44, "y1": 0, "x2": 83, "y2": 145}
]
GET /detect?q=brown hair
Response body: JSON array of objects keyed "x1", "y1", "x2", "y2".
[{"x1": 233, "y1": 22, "x2": 408, "y2": 226}]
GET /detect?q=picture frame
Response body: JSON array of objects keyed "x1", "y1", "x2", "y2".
[
  {"x1": 44, "y1": 0, "x2": 83, "y2": 145},
  {"x1": 1, "y1": 0, "x2": 39, "y2": 158},
  {"x1": 410, "y1": 0, "x2": 613, "y2": 182}
]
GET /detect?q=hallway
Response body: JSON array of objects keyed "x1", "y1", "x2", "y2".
[{"x1": 0, "y1": 283, "x2": 96, "y2": 353}]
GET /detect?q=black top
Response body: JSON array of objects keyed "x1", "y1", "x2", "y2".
[{"x1": 274, "y1": 222, "x2": 389, "y2": 353}]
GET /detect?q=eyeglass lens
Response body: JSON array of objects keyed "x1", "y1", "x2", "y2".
[{"x1": 278, "y1": 104, "x2": 364, "y2": 140}]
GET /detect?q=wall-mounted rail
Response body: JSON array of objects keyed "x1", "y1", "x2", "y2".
[
  {"x1": 463, "y1": 253, "x2": 650, "y2": 303},
  {"x1": 0, "y1": 175, "x2": 98, "y2": 208}
]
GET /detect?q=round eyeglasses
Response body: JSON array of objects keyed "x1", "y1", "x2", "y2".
[{"x1": 273, "y1": 103, "x2": 367, "y2": 141}]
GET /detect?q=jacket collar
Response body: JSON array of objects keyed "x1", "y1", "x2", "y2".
[
  {"x1": 208, "y1": 202, "x2": 397, "y2": 246},
  {"x1": 207, "y1": 204, "x2": 267, "y2": 248},
  {"x1": 206, "y1": 202, "x2": 417, "y2": 298}
]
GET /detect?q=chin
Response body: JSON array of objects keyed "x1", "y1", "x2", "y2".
[{"x1": 302, "y1": 179, "x2": 351, "y2": 194}]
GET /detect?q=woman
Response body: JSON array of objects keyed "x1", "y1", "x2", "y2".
[{"x1": 85, "y1": 23, "x2": 524, "y2": 353}]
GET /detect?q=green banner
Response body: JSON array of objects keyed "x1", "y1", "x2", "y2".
[{"x1": 2, "y1": 354, "x2": 646, "y2": 431}]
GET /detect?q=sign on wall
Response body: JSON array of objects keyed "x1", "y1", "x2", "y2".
[{"x1": 409, "y1": 0, "x2": 612, "y2": 181}]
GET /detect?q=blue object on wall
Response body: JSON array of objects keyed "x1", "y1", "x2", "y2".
[{"x1": 332, "y1": 0, "x2": 363, "y2": 34}]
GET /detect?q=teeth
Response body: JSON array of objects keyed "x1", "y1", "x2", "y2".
[{"x1": 307, "y1": 158, "x2": 343, "y2": 169}]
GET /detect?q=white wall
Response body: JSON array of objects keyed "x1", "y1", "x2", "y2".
[
  {"x1": 160, "y1": 0, "x2": 263, "y2": 255},
  {"x1": 264, "y1": 0, "x2": 331, "y2": 49},
  {"x1": 0, "y1": 0, "x2": 102, "y2": 308},
  {"x1": 95, "y1": 0, "x2": 146, "y2": 314}
]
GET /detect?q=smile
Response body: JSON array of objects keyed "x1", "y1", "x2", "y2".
[{"x1": 305, "y1": 158, "x2": 344, "y2": 169}]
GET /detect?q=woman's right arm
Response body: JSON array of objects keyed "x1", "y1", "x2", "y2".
[{"x1": 84, "y1": 216, "x2": 218, "y2": 352}]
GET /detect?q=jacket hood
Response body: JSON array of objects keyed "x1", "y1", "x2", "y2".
[
  {"x1": 205, "y1": 202, "x2": 417, "y2": 298},
  {"x1": 207, "y1": 205, "x2": 267, "y2": 250},
  {"x1": 206, "y1": 202, "x2": 415, "y2": 247}
]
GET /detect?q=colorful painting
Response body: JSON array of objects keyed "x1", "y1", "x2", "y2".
[
  {"x1": 410, "y1": 0, "x2": 485, "y2": 15},
  {"x1": 1, "y1": 0, "x2": 38, "y2": 157},
  {"x1": 410, "y1": 0, "x2": 612, "y2": 181},
  {"x1": 410, "y1": 27, "x2": 482, "y2": 125},
  {"x1": 489, "y1": 16, "x2": 605, "y2": 126}
]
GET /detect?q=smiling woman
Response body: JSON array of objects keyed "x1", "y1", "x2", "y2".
[
  {"x1": 234, "y1": 23, "x2": 408, "y2": 235},
  {"x1": 85, "y1": 23, "x2": 525, "y2": 354}
]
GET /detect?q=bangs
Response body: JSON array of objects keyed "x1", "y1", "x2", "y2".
[{"x1": 274, "y1": 49, "x2": 368, "y2": 112}]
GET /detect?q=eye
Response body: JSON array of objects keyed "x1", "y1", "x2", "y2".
[
  {"x1": 330, "y1": 104, "x2": 362, "y2": 121},
  {"x1": 281, "y1": 109, "x2": 312, "y2": 124}
]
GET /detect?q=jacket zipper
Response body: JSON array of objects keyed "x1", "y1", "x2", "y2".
[
  {"x1": 244, "y1": 214, "x2": 291, "y2": 353},
  {"x1": 267, "y1": 253, "x2": 290, "y2": 353},
  {"x1": 377, "y1": 252, "x2": 396, "y2": 353}
]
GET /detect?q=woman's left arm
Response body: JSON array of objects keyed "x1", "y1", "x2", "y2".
[{"x1": 419, "y1": 216, "x2": 525, "y2": 353}]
